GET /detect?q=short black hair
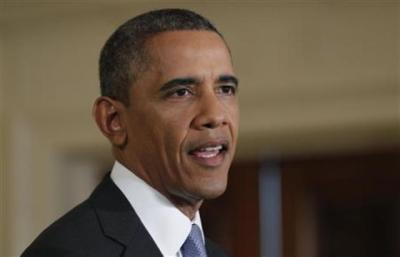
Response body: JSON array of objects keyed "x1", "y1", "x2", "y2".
[{"x1": 99, "y1": 8, "x2": 223, "y2": 105}]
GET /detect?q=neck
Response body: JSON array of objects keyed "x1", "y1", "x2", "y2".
[
  {"x1": 114, "y1": 153, "x2": 204, "y2": 220},
  {"x1": 170, "y1": 197, "x2": 203, "y2": 220}
]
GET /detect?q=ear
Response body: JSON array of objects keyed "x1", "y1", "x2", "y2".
[{"x1": 92, "y1": 96, "x2": 127, "y2": 147}]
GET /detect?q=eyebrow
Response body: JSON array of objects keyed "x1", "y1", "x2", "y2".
[
  {"x1": 160, "y1": 77, "x2": 199, "y2": 92},
  {"x1": 160, "y1": 74, "x2": 239, "y2": 92},
  {"x1": 218, "y1": 75, "x2": 239, "y2": 88}
]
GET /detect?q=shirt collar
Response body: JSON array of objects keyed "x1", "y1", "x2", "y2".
[{"x1": 110, "y1": 161, "x2": 204, "y2": 256}]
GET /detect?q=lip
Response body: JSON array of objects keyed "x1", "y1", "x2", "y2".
[{"x1": 186, "y1": 139, "x2": 229, "y2": 168}]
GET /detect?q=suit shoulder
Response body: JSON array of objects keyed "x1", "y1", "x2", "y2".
[{"x1": 21, "y1": 199, "x2": 122, "y2": 257}]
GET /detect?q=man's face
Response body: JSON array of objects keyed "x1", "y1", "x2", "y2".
[{"x1": 122, "y1": 30, "x2": 239, "y2": 204}]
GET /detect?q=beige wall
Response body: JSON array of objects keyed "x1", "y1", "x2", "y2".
[
  {"x1": 1, "y1": 28, "x2": 6, "y2": 257},
  {"x1": 0, "y1": 1, "x2": 399, "y2": 256}
]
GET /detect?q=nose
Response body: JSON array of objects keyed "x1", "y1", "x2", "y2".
[{"x1": 191, "y1": 92, "x2": 227, "y2": 130}]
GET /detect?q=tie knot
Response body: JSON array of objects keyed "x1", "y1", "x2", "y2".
[{"x1": 181, "y1": 224, "x2": 207, "y2": 257}]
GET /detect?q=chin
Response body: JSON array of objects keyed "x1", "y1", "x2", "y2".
[{"x1": 194, "y1": 179, "x2": 228, "y2": 200}]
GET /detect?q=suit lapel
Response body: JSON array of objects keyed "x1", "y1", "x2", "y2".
[
  {"x1": 206, "y1": 238, "x2": 229, "y2": 257},
  {"x1": 89, "y1": 174, "x2": 163, "y2": 257}
]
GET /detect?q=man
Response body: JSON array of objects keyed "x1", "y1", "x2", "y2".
[{"x1": 22, "y1": 8, "x2": 239, "y2": 257}]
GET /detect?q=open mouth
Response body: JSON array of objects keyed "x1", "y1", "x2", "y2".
[{"x1": 188, "y1": 141, "x2": 229, "y2": 166}]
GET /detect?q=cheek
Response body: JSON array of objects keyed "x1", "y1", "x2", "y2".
[
  {"x1": 230, "y1": 104, "x2": 239, "y2": 122},
  {"x1": 163, "y1": 118, "x2": 191, "y2": 151},
  {"x1": 128, "y1": 108, "x2": 166, "y2": 155},
  {"x1": 146, "y1": 103, "x2": 200, "y2": 159},
  {"x1": 227, "y1": 102, "x2": 240, "y2": 130},
  {"x1": 152, "y1": 110, "x2": 192, "y2": 158},
  {"x1": 162, "y1": 106, "x2": 193, "y2": 133}
]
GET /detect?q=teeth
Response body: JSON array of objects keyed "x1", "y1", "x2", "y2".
[
  {"x1": 191, "y1": 144, "x2": 224, "y2": 159},
  {"x1": 201, "y1": 145, "x2": 223, "y2": 152}
]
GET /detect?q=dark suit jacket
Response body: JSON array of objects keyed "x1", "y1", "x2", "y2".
[{"x1": 21, "y1": 174, "x2": 228, "y2": 257}]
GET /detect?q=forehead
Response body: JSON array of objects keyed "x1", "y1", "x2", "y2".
[{"x1": 144, "y1": 30, "x2": 233, "y2": 75}]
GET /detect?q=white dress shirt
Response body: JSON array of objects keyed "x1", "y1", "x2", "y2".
[{"x1": 110, "y1": 161, "x2": 205, "y2": 257}]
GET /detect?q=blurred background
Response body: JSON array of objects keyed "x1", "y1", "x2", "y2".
[{"x1": 0, "y1": 1, "x2": 399, "y2": 257}]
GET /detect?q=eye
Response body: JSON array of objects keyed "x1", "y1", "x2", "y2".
[
  {"x1": 170, "y1": 87, "x2": 192, "y2": 97},
  {"x1": 218, "y1": 85, "x2": 236, "y2": 96}
]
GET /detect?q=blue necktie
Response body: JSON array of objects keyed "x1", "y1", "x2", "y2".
[{"x1": 181, "y1": 224, "x2": 207, "y2": 257}]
